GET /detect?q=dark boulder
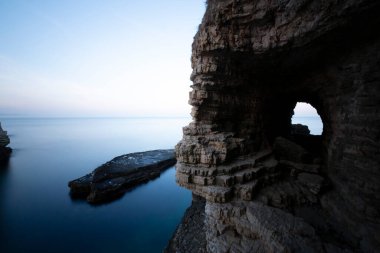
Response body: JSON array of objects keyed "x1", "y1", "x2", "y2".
[
  {"x1": 273, "y1": 136, "x2": 313, "y2": 164},
  {"x1": 291, "y1": 124, "x2": 311, "y2": 135}
]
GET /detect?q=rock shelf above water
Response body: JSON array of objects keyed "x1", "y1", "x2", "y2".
[{"x1": 68, "y1": 149, "x2": 176, "y2": 204}]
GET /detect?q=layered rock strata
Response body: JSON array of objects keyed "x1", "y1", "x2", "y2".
[
  {"x1": 0, "y1": 123, "x2": 11, "y2": 165},
  {"x1": 175, "y1": 0, "x2": 380, "y2": 252},
  {"x1": 69, "y1": 149, "x2": 175, "y2": 204}
]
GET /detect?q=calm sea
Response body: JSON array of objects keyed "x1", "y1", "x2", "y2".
[
  {"x1": 0, "y1": 116, "x2": 322, "y2": 253},
  {"x1": 0, "y1": 117, "x2": 192, "y2": 253}
]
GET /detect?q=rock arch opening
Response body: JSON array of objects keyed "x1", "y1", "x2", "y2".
[
  {"x1": 292, "y1": 102, "x2": 323, "y2": 135},
  {"x1": 174, "y1": 0, "x2": 380, "y2": 252}
]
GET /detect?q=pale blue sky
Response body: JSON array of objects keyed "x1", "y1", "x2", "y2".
[
  {"x1": 0, "y1": 0, "x2": 205, "y2": 117},
  {"x1": 0, "y1": 1, "x2": 318, "y2": 118},
  {"x1": 293, "y1": 102, "x2": 320, "y2": 117}
]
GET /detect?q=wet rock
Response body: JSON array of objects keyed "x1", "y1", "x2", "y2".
[{"x1": 68, "y1": 149, "x2": 176, "y2": 204}]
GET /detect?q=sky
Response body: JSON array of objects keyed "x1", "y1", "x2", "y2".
[
  {"x1": 0, "y1": 1, "x2": 319, "y2": 118},
  {"x1": 0, "y1": 0, "x2": 206, "y2": 117},
  {"x1": 293, "y1": 102, "x2": 319, "y2": 117}
]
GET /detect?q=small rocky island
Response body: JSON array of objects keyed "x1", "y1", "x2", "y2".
[
  {"x1": 68, "y1": 149, "x2": 176, "y2": 204},
  {"x1": 0, "y1": 123, "x2": 12, "y2": 165}
]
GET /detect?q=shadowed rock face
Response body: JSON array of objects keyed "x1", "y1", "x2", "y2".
[
  {"x1": 174, "y1": 0, "x2": 380, "y2": 252},
  {"x1": 165, "y1": 194, "x2": 207, "y2": 253},
  {"x1": 0, "y1": 123, "x2": 11, "y2": 165}
]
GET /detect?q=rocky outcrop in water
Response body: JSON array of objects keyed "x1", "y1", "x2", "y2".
[
  {"x1": 68, "y1": 149, "x2": 176, "y2": 204},
  {"x1": 0, "y1": 123, "x2": 12, "y2": 165},
  {"x1": 173, "y1": 0, "x2": 380, "y2": 252},
  {"x1": 291, "y1": 124, "x2": 310, "y2": 135}
]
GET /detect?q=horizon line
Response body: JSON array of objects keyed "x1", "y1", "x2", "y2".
[{"x1": 0, "y1": 115, "x2": 192, "y2": 119}]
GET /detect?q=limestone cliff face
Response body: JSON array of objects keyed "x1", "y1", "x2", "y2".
[{"x1": 175, "y1": 0, "x2": 380, "y2": 252}]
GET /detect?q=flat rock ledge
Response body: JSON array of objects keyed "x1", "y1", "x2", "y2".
[{"x1": 68, "y1": 149, "x2": 176, "y2": 204}]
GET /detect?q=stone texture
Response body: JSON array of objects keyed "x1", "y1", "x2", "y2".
[
  {"x1": 205, "y1": 201, "x2": 325, "y2": 253},
  {"x1": 173, "y1": 0, "x2": 380, "y2": 252},
  {"x1": 165, "y1": 194, "x2": 207, "y2": 253},
  {"x1": 68, "y1": 149, "x2": 176, "y2": 204}
]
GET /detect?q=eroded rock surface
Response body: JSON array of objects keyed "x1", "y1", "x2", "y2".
[
  {"x1": 165, "y1": 194, "x2": 207, "y2": 253},
  {"x1": 173, "y1": 0, "x2": 380, "y2": 252},
  {"x1": 0, "y1": 123, "x2": 12, "y2": 165},
  {"x1": 68, "y1": 149, "x2": 175, "y2": 204}
]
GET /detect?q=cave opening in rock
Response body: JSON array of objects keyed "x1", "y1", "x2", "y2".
[
  {"x1": 174, "y1": 1, "x2": 380, "y2": 251},
  {"x1": 291, "y1": 102, "x2": 323, "y2": 135},
  {"x1": 280, "y1": 101, "x2": 325, "y2": 162}
]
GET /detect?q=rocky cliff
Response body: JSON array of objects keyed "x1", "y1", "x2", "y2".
[
  {"x1": 174, "y1": 0, "x2": 380, "y2": 252},
  {"x1": 0, "y1": 123, "x2": 11, "y2": 165}
]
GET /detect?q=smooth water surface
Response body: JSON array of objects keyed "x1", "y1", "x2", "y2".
[{"x1": 0, "y1": 118, "x2": 192, "y2": 253}]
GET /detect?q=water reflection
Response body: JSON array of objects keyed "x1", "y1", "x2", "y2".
[
  {"x1": 0, "y1": 118, "x2": 192, "y2": 253},
  {"x1": 0, "y1": 157, "x2": 11, "y2": 239}
]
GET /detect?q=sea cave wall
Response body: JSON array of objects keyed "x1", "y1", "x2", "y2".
[{"x1": 175, "y1": 0, "x2": 380, "y2": 252}]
